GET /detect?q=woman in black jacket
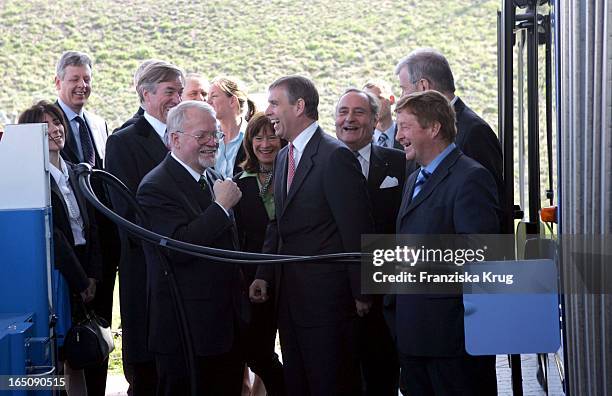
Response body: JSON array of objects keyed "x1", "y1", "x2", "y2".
[
  {"x1": 19, "y1": 100, "x2": 102, "y2": 395},
  {"x1": 233, "y1": 112, "x2": 286, "y2": 396}
]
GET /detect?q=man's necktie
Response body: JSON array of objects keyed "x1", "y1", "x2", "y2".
[
  {"x1": 287, "y1": 143, "x2": 296, "y2": 191},
  {"x1": 412, "y1": 168, "x2": 431, "y2": 198},
  {"x1": 198, "y1": 174, "x2": 208, "y2": 192},
  {"x1": 377, "y1": 133, "x2": 389, "y2": 148},
  {"x1": 75, "y1": 116, "x2": 95, "y2": 166}
]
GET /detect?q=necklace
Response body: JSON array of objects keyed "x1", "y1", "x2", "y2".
[{"x1": 259, "y1": 164, "x2": 273, "y2": 198}]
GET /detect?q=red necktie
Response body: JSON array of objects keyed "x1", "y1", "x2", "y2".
[{"x1": 287, "y1": 143, "x2": 296, "y2": 191}]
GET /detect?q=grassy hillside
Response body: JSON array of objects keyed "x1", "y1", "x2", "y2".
[{"x1": 0, "y1": 0, "x2": 500, "y2": 132}]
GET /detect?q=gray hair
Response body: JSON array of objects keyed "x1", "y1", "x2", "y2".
[
  {"x1": 336, "y1": 88, "x2": 380, "y2": 120},
  {"x1": 136, "y1": 60, "x2": 185, "y2": 103},
  {"x1": 167, "y1": 100, "x2": 216, "y2": 136},
  {"x1": 133, "y1": 59, "x2": 162, "y2": 103},
  {"x1": 56, "y1": 51, "x2": 93, "y2": 80},
  {"x1": 363, "y1": 79, "x2": 393, "y2": 98},
  {"x1": 394, "y1": 48, "x2": 456, "y2": 94}
]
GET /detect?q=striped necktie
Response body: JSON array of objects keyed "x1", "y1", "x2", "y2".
[
  {"x1": 412, "y1": 169, "x2": 431, "y2": 198},
  {"x1": 287, "y1": 143, "x2": 296, "y2": 192},
  {"x1": 377, "y1": 133, "x2": 389, "y2": 147}
]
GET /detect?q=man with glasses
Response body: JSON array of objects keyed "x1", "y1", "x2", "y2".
[
  {"x1": 137, "y1": 100, "x2": 246, "y2": 395},
  {"x1": 105, "y1": 60, "x2": 184, "y2": 395}
]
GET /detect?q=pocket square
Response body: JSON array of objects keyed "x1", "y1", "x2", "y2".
[{"x1": 379, "y1": 176, "x2": 399, "y2": 189}]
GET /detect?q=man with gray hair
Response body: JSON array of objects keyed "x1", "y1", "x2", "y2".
[
  {"x1": 395, "y1": 48, "x2": 506, "y2": 233},
  {"x1": 55, "y1": 50, "x2": 108, "y2": 167},
  {"x1": 115, "y1": 59, "x2": 162, "y2": 131},
  {"x1": 137, "y1": 100, "x2": 246, "y2": 395},
  {"x1": 182, "y1": 72, "x2": 209, "y2": 102},
  {"x1": 55, "y1": 50, "x2": 117, "y2": 396},
  {"x1": 105, "y1": 59, "x2": 184, "y2": 395},
  {"x1": 335, "y1": 88, "x2": 410, "y2": 396}
]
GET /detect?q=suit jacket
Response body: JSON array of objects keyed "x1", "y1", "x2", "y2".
[
  {"x1": 114, "y1": 107, "x2": 145, "y2": 133},
  {"x1": 368, "y1": 144, "x2": 414, "y2": 234},
  {"x1": 56, "y1": 103, "x2": 108, "y2": 169},
  {"x1": 50, "y1": 161, "x2": 103, "y2": 294},
  {"x1": 257, "y1": 127, "x2": 374, "y2": 327},
  {"x1": 395, "y1": 147, "x2": 499, "y2": 357},
  {"x1": 104, "y1": 115, "x2": 168, "y2": 363},
  {"x1": 454, "y1": 97, "x2": 506, "y2": 229},
  {"x1": 137, "y1": 154, "x2": 246, "y2": 356}
]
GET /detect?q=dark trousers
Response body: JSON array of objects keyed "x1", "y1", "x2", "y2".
[
  {"x1": 129, "y1": 360, "x2": 157, "y2": 396},
  {"x1": 278, "y1": 301, "x2": 360, "y2": 396},
  {"x1": 399, "y1": 353, "x2": 497, "y2": 396},
  {"x1": 356, "y1": 306, "x2": 399, "y2": 396},
  {"x1": 245, "y1": 300, "x2": 285, "y2": 396},
  {"x1": 155, "y1": 348, "x2": 244, "y2": 396}
]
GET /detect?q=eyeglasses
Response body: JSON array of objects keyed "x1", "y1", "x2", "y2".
[{"x1": 176, "y1": 130, "x2": 224, "y2": 143}]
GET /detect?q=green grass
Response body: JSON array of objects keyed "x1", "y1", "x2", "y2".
[{"x1": 0, "y1": 0, "x2": 501, "y2": 133}]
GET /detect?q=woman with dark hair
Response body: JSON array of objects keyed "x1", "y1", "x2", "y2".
[
  {"x1": 233, "y1": 112, "x2": 287, "y2": 396},
  {"x1": 207, "y1": 76, "x2": 257, "y2": 178},
  {"x1": 19, "y1": 100, "x2": 102, "y2": 395}
]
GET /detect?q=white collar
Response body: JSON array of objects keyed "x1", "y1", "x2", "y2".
[
  {"x1": 49, "y1": 156, "x2": 69, "y2": 183},
  {"x1": 291, "y1": 121, "x2": 318, "y2": 153},
  {"x1": 355, "y1": 142, "x2": 372, "y2": 162},
  {"x1": 450, "y1": 96, "x2": 458, "y2": 106},
  {"x1": 171, "y1": 152, "x2": 204, "y2": 182},
  {"x1": 144, "y1": 111, "x2": 167, "y2": 141}
]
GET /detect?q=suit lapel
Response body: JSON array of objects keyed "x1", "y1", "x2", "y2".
[
  {"x1": 136, "y1": 118, "x2": 169, "y2": 164},
  {"x1": 83, "y1": 111, "x2": 107, "y2": 162},
  {"x1": 275, "y1": 147, "x2": 288, "y2": 218},
  {"x1": 166, "y1": 155, "x2": 210, "y2": 215},
  {"x1": 397, "y1": 148, "x2": 462, "y2": 225},
  {"x1": 49, "y1": 175, "x2": 71, "y2": 228},
  {"x1": 368, "y1": 144, "x2": 387, "y2": 190},
  {"x1": 284, "y1": 128, "x2": 320, "y2": 210}
]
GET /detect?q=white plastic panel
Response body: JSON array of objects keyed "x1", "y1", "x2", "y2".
[{"x1": 0, "y1": 124, "x2": 50, "y2": 210}]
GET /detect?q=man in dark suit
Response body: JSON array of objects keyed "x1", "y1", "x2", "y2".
[
  {"x1": 249, "y1": 76, "x2": 374, "y2": 396},
  {"x1": 335, "y1": 88, "x2": 413, "y2": 396},
  {"x1": 394, "y1": 90, "x2": 500, "y2": 395},
  {"x1": 137, "y1": 100, "x2": 246, "y2": 395},
  {"x1": 105, "y1": 60, "x2": 184, "y2": 395},
  {"x1": 54, "y1": 50, "x2": 118, "y2": 396},
  {"x1": 363, "y1": 80, "x2": 403, "y2": 150},
  {"x1": 395, "y1": 48, "x2": 508, "y2": 233}
]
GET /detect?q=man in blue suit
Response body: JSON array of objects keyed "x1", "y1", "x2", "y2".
[{"x1": 394, "y1": 90, "x2": 500, "y2": 395}]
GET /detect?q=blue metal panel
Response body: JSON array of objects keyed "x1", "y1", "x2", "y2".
[
  {"x1": 0, "y1": 209, "x2": 51, "y2": 338},
  {"x1": 463, "y1": 259, "x2": 561, "y2": 354}
]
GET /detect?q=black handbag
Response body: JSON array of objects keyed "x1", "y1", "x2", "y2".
[{"x1": 63, "y1": 302, "x2": 114, "y2": 369}]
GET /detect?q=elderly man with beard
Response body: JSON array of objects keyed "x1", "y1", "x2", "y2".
[{"x1": 137, "y1": 100, "x2": 247, "y2": 395}]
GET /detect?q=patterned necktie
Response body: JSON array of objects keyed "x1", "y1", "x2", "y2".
[
  {"x1": 287, "y1": 143, "x2": 296, "y2": 192},
  {"x1": 377, "y1": 133, "x2": 389, "y2": 147},
  {"x1": 198, "y1": 174, "x2": 208, "y2": 192},
  {"x1": 75, "y1": 116, "x2": 95, "y2": 166},
  {"x1": 412, "y1": 168, "x2": 431, "y2": 198}
]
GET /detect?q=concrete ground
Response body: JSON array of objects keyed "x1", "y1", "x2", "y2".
[{"x1": 105, "y1": 353, "x2": 565, "y2": 395}]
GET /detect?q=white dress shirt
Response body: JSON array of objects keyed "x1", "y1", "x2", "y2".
[
  {"x1": 49, "y1": 157, "x2": 86, "y2": 245},
  {"x1": 354, "y1": 143, "x2": 372, "y2": 179},
  {"x1": 287, "y1": 121, "x2": 319, "y2": 191},
  {"x1": 144, "y1": 111, "x2": 167, "y2": 143}
]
